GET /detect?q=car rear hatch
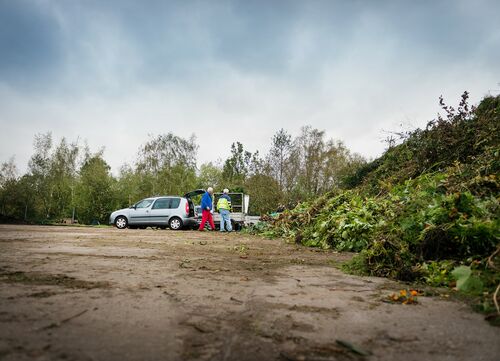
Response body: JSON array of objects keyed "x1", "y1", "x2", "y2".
[
  {"x1": 184, "y1": 189, "x2": 205, "y2": 217},
  {"x1": 184, "y1": 189, "x2": 205, "y2": 198}
]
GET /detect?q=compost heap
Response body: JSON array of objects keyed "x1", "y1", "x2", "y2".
[{"x1": 259, "y1": 93, "x2": 500, "y2": 314}]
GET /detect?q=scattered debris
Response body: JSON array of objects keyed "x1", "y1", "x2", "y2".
[
  {"x1": 335, "y1": 339, "x2": 371, "y2": 356},
  {"x1": 329, "y1": 288, "x2": 372, "y2": 292},
  {"x1": 179, "y1": 259, "x2": 192, "y2": 269},
  {"x1": 37, "y1": 309, "x2": 88, "y2": 331},
  {"x1": 27, "y1": 291, "x2": 58, "y2": 298},
  {"x1": 180, "y1": 321, "x2": 213, "y2": 334},
  {"x1": 385, "y1": 289, "x2": 422, "y2": 304},
  {"x1": 280, "y1": 344, "x2": 346, "y2": 361}
]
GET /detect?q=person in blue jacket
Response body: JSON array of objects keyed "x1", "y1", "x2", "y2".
[{"x1": 198, "y1": 187, "x2": 215, "y2": 231}]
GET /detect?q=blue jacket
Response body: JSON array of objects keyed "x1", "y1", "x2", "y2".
[{"x1": 201, "y1": 192, "x2": 213, "y2": 211}]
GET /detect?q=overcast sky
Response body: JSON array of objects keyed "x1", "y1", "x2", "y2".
[{"x1": 1, "y1": 0, "x2": 499, "y2": 174}]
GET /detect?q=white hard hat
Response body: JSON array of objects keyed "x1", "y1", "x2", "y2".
[
  {"x1": 223, "y1": 188, "x2": 229, "y2": 194},
  {"x1": 207, "y1": 187, "x2": 214, "y2": 193}
]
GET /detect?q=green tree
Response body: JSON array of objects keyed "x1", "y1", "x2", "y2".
[
  {"x1": 222, "y1": 142, "x2": 251, "y2": 185},
  {"x1": 25, "y1": 133, "x2": 81, "y2": 221},
  {"x1": 299, "y1": 126, "x2": 326, "y2": 196},
  {"x1": 135, "y1": 133, "x2": 198, "y2": 195},
  {"x1": 157, "y1": 163, "x2": 197, "y2": 195},
  {"x1": 222, "y1": 142, "x2": 262, "y2": 188},
  {"x1": 16, "y1": 175, "x2": 36, "y2": 221},
  {"x1": 278, "y1": 126, "x2": 366, "y2": 206},
  {"x1": 28, "y1": 132, "x2": 54, "y2": 219},
  {"x1": 0, "y1": 157, "x2": 19, "y2": 217},
  {"x1": 49, "y1": 138, "x2": 80, "y2": 219},
  {"x1": 245, "y1": 174, "x2": 282, "y2": 215},
  {"x1": 197, "y1": 162, "x2": 223, "y2": 190},
  {"x1": 114, "y1": 164, "x2": 143, "y2": 207},
  {"x1": 75, "y1": 154, "x2": 115, "y2": 224}
]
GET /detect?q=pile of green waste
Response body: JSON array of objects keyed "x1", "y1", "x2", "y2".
[{"x1": 251, "y1": 93, "x2": 500, "y2": 318}]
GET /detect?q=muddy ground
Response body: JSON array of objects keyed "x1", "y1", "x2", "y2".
[{"x1": 0, "y1": 224, "x2": 498, "y2": 361}]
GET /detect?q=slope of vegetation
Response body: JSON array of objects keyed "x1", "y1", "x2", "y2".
[{"x1": 254, "y1": 93, "x2": 500, "y2": 317}]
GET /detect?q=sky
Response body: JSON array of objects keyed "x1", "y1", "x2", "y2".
[{"x1": 0, "y1": 0, "x2": 499, "y2": 175}]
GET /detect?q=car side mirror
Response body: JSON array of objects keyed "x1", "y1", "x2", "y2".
[{"x1": 130, "y1": 205, "x2": 136, "y2": 209}]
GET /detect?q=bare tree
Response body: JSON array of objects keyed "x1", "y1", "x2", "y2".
[{"x1": 267, "y1": 129, "x2": 292, "y2": 191}]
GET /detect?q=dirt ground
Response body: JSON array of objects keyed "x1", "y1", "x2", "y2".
[{"x1": 0, "y1": 224, "x2": 498, "y2": 361}]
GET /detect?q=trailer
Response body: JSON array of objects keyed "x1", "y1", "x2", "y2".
[{"x1": 196, "y1": 192, "x2": 249, "y2": 230}]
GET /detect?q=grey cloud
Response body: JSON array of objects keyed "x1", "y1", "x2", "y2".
[
  {"x1": 0, "y1": 0, "x2": 499, "y2": 174},
  {"x1": 0, "y1": 1, "x2": 63, "y2": 88}
]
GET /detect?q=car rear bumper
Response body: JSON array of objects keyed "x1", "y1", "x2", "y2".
[{"x1": 182, "y1": 218, "x2": 199, "y2": 227}]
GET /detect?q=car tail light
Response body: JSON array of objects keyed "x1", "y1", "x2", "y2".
[{"x1": 185, "y1": 202, "x2": 189, "y2": 215}]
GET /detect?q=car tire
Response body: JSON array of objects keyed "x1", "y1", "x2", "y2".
[
  {"x1": 115, "y1": 216, "x2": 128, "y2": 229},
  {"x1": 169, "y1": 217, "x2": 183, "y2": 230}
]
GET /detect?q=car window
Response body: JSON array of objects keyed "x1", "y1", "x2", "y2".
[
  {"x1": 152, "y1": 198, "x2": 169, "y2": 209},
  {"x1": 169, "y1": 198, "x2": 181, "y2": 209},
  {"x1": 135, "y1": 199, "x2": 154, "y2": 209}
]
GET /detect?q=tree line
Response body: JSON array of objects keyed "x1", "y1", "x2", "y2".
[{"x1": 0, "y1": 127, "x2": 365, "y2": 224}]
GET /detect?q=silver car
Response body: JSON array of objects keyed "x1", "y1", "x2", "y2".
[{"x1": 109, "y1": 190, "x2": 204, "y2": 230}]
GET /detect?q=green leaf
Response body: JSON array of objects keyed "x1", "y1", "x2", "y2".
[
  {"x1": 451, "y1": 265, "x2": 471, "y2": 290},
  {"x1": 459, "y1": 276, "x2": 483, "y2": 294},
  {"x1": 451, "y1": 265, "x2": 483, "y2": 294}
]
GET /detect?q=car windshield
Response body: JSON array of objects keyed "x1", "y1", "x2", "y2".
[{"x1": 135, "y1": 199, "x2": 154, "y2": 209}]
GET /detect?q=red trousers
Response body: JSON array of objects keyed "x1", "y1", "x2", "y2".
[{"x1": 199, "y1": 209, "x2": 215, "y2": 230}]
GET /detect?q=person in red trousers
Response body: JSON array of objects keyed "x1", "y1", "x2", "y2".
[{"x1": 198, "y1": 187, "x2": 215, "y2": 231}]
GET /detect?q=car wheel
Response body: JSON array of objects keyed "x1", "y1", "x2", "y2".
[
  {"x1": 169, "y1": 217, "x2": 183, "y2": 230},
  {"x1": 115, "y1": 216, "x2": 128, "y2": 229}
]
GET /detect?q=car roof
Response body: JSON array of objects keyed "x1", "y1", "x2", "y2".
[
  {"x1": 138, "y1": 196, "x2": 180, "y2": 201},
  {"x1": 156, "y1": 195, "x2": 181, "y2": 198},
  {"x1": 139, "y1": 191, "x2": 202, "y2": 203}
]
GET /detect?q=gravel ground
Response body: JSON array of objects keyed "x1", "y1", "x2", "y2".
[{"x1": 0, "y1": 224, "x2": 498, "y2": 361}]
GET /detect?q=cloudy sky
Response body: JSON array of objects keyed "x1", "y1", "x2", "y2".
[{"x1": 1, "y1": 0, "x2": 499, "y2": 174}]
